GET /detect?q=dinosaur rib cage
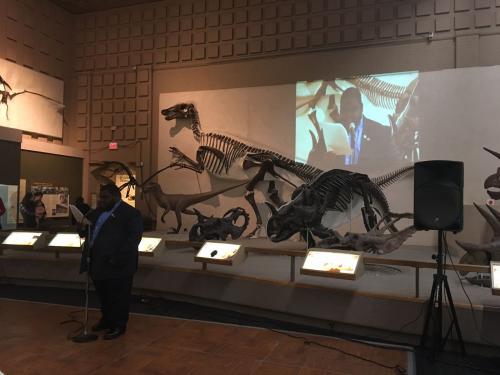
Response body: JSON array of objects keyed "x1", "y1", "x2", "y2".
[
  {"x1": 199, "y1": 132, "x2": 323, "y2": 182},
  {"x1": 347, "y1": 76, "x2": 410, "y2": 111},
  {"x1": 307, "y1": 169, "x2": 390, "y2": 214}
]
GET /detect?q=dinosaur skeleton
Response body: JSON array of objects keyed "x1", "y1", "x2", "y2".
[
  {"x1": 456, "y1": 203, "x2": 500, "y2": 273},
  {"x1": 317, "y1": 214, "x2": 415, "y2": 254},
  {"x1": 90, "y1": 161, "x2": 139, "y2": 198},
  {"x1": 162, "y1": 103, "x2": 324, "y2": 236},
  {"x1": 266, "y1": 167, "x2": 413, "y2": 245},
  {"x1": 141, "y1": 180, "x2": 248, "y2": 233},
  {"x1": 483, "y1": 147, "x2": 500, "y2": 201},
  {"x1": 0, "y1": 74, "x2": 63, "y2": 120},
  {"x1": 189, "y1": 207, "x2": 250, "y2": 241},
  {"x1": 348, "y1": 76, "x2": 410, "y2": 111}
]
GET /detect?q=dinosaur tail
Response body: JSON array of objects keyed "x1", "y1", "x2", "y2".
[
  {"x1": 372, "y1": 165, "x2": 414, "y2": 189},
  {"x1": 192, "y1": 181, "x2": 249, "y2": 203}
]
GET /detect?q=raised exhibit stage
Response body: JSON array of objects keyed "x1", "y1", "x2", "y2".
[{"x1": 0, "y1": 231, "x2": 499, "y2": 349}]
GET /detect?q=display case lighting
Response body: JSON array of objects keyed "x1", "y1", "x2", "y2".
[
  {"x1": 300, "y1": 248, "x2": 364, "y2": 280},
  {"x1": 491, "y1": 262, "x2": 500, "y2": 296},
  {"x1": 194, "y1": 241, "x2": 244, "y2": 266},
  {"x1": 48, "y1": 233, "x2": 83, "y2": 249},
  {"x1": 2, "y1": 232, "x2": 43, "y2": 246},
  {"x1": 138, "y1": 236, "x2": 163, "y2": 256}
]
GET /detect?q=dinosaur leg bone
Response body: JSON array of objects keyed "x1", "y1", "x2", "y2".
[
  {"x1": 244, "y1": 191, "x2": 263, "y2": 238},
  {"x1": 267, "y1": 181, "x2": 284, "y2": 207},
  {"x1": 243, "y1": 160, "x2": 277, "y2": 238},
  {"x1": 169, "y1": 147, "x2": 204, "y2": 173},
  {"x1": 168, "y1": 210, "x2": 183, "y2": 234},
  {"x1": 358, "y1": 182, "x2": 378, "y2": 230}
]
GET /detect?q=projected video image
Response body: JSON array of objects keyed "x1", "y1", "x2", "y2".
[{"x1": 296, "y1": 72, "x2": 419, "y2": 171}]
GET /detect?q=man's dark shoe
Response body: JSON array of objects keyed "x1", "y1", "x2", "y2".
[
  {"x1": 103, "y1": 328, "x2": 126, "y2": 340},
  {"x1": 91, "y1": 320, "x2": 109, "y2": 332}
]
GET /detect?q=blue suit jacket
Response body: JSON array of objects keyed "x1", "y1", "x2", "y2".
[{"x1": 79, "y1": 201, "x2": 143, "y2": 280}]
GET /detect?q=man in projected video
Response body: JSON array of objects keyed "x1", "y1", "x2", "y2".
[{"x1": 338, "y1": 87, "x2": 393, "y2": 167}]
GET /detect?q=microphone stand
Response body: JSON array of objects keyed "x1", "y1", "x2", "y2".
[{"x1": 72, "y1": 216, "x2": 98, "y2": 343}]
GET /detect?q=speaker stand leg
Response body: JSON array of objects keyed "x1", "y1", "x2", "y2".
[{"x1": 420, "y1": 230, "x2": 465, "y2": 358}]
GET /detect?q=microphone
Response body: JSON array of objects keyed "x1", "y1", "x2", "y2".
[{"x1": 349, "y1": 122, "x2": 356, "y2": 149}]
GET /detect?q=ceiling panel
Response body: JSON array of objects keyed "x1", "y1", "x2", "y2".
[{"x1": 50, "y1": 0, "x2": 162, "y2": 14}]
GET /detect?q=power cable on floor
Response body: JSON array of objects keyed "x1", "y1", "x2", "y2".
[
  {"x1": 60, "y1": 309, "x2": 85, "y2": 340},
  {"x1": 443, "y1": 233, "x2": 496, "y2": 347},
  {"x1": 268, "y1": 328, "x2": 408, "y2": 374}
]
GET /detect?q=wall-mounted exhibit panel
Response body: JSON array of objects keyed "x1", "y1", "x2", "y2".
[
  {"x1": 0, "y1": 184, "x2": 18, "y2": 230},
  {"x1": 0, "y1": 59, "x2": 64, "y2": 138},
  {"x1": 21, "y1": 151, "x2": 83, "y2": 207}
]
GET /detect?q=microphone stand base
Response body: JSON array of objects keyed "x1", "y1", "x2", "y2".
[{"x1": 72, "y1": 332, "x2": 98, "y2": 343}]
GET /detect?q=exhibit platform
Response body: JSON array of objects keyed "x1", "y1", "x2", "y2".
[{"x1": 0, "y1": 231, "x2": 499, "y2": 349}]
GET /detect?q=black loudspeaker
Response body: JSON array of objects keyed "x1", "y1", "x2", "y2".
[{"x1": 414, "y1": 160, "x2": 464, "y2": 231}]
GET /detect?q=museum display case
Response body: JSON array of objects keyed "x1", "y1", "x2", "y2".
[
  {"x1": 1, "y1": 231, "x2": 47, "y2": 251},
  {"x1": 138, "y1": 236, "x2": 163, "y2": 257},
  {"x1": 300, "y1": 249, "x2": 364, "y2": 280},
  {"x1": 194, "y1": 241, "x2": 245, "y2": 266}
]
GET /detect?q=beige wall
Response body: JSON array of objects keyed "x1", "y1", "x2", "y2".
[
  {"x1": 0, "y1": 0, "x2": 73, "y2": 79},
  {"x1": 2, "y1": 0, "x2": 500, "y2": 235}
]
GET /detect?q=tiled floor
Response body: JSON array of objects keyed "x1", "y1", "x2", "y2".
[{"x1": 0, "y1": 299, "x2": 408, "y2": 374}]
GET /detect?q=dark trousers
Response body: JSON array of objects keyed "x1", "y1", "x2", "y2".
[{"x1": 93, "y1": 276, "x2": 133, "y2": 330}]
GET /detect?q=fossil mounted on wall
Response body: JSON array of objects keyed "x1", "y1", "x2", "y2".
[
  {"x1": 161, "y1": 103, "x2": 325, "y2": 237},
  {"x1": 266, "y1": 166, "x2": 413, "y2": 246},
  {"x1": 142, "y1": 181, "x2": 248, "y2": 234},
  {"x1": 0, "y1": 73, "x2": 63, "y2": 120}
]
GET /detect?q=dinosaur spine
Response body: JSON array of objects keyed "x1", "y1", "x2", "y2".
[{"x1": 372, "y1": 165, "x2": 414, "y2": 189}]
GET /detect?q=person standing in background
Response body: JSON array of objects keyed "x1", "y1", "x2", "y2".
[
  {"x1": 32, "y1": 192, "x2": 47, "y2": 228},
  {"x1": 20, "y1": 192, "x2": 36, "y2": 228}
]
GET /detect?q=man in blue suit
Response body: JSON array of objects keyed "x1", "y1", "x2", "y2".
[
  {"x1": 79, "y1": 183, "x2": 143, "y2": 340},
  {"x1": 339, "y1": 87, "x2": 395, "y2": 168}
]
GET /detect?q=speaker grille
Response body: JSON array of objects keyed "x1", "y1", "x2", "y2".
[{"x1": 414, "y1": 161, "x2": 464, "y2": 232}]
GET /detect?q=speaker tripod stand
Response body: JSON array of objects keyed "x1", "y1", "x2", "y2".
[{"x1": 420, "y1": 230, "x2": 466, "y2": 357}]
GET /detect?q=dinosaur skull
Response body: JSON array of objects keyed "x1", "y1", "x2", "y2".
[
  {"x1": 483, "y1": 148, "x2": 500, "y2": 201},
  {"x1": 266, "y1": 193, "x2": 320, "y2": 242},
  {"x1": 484, "y1": 167, "x2": 500, "y2": 201},
  {"x1": 161, "y1": 103, "x2": 195, "y2": 121}
]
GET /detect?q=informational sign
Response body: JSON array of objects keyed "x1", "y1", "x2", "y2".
[
  {"x1": 2, "y1": 231, "x2": 43, "y2": 246},
  {"x1": 31, "y1": 183, "x2": 69, "y2": 218},
  {"x1": 48, "y1": 233, "x2": 82, "y2": 248},
  {"x1": 301, "y1": 249, "x2": 364, "y2": 280},
  {"x1": 138, "y1": 237, "x2": 162, "y2": 254},
  {"x1": 492, "y1": 262, "x2": 500, "y2": 296},
  {"x1": 0, "y1": 184, "x2": 18, "y2": 229},
  {"x1": 194, "y1": 241, "x2": 245, "y2": 266}
]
